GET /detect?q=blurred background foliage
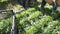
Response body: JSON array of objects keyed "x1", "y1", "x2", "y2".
[{"x1": 0, "y1": 0, "x2": 60, "y2": 34}]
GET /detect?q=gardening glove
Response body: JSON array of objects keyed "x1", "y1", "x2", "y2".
[{"x1": 52, "y1": 3, "x2": 57, "y2": 10}]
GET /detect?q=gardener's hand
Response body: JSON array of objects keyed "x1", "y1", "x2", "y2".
[
  {"x1": 45, "y1": 0, "x2": 54, "y2": 5},
  {"x1": 56, "y1": 0, "x2": 60, "y2": 6}
]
